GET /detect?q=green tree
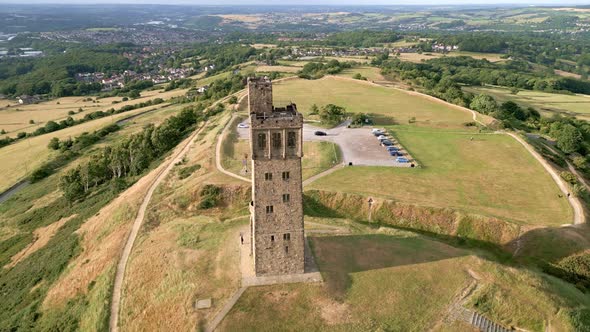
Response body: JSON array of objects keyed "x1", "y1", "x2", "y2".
[
  {"x1": 60, "y1": 167, "x2": 84, "y2": 202},
  {"x1": 470, "y1": 94, "x2": 498, "y2": 115},
  {"x1": 319, "y1": 104, "x2": 346, "y2": 126},
  {"x1": 309, "y1": 104, "x2": 319, "y2": 115},
  {"x1": 228, "y1": 95, "x2": 238, "y2": 104},
  {"x1": 557, "y1": 124, "x2": 583, "y2": 154},
  {"x1": 48, "y1": 137, "x2": 60, "y2": 150}
]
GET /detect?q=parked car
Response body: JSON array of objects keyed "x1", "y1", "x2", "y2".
[
  {"x1": 237, "y1": 123, "x2": 249, "y2": 128},
  {"x1": 373, "y1": 130, "x2": 385, "y2": 136},
  {"x1": 314, "y1": 131, "x2": 327, "y2": 136},
  {"x1": 381, "y1": 139, "x2": 393, "y2": 146},
  {"x1": 389, "y1": 150, "x2": 404, "y2": 156},
  {"x1": 386, "y1": 146, "x2": 399, "y2": 152},
  {"x1": 396, "y1": 157, "x2": 410, "y2": 163},
  {"x1": 377, "y1": 135, "x2": 388, "y2": 141}
]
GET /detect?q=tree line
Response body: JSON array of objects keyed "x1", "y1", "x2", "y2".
[
  {"x1": 59, "y1": 105, "x2": 201, "y2": 202},
  {"x1": 298, "y1": 59, "x2": 354, "y2": 79},
  {"x1": 58, "y1": 73, "x2": 246, "y2": 202}
]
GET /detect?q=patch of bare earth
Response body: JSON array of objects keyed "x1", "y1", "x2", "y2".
[
  {"x1": 315, "y1": 297, "x2": 353, "y2": 325},
  {"x1": 5, "y1": 214, "x2": 77, "y2": 269}
]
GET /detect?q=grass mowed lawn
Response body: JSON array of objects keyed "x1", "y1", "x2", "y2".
[
  {"x1": 219, "y1": 228, "x2": 588, "y2": 331},
  {"x1": 309, "y1": 127, "x2": 571, "y2": 226},
  {"x1": 273, "y1": 77, "x2": 473, "y2": 128},
  {"x1": 464, "y1": 85, "x2": 590, "y2": 120}
]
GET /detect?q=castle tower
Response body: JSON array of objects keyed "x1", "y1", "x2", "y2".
[{"x1": 248, "y1": 77, "x2": 305, "y2": 276}]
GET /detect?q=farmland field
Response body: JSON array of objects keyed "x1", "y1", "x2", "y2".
[
  {"x1": 396, "y1": 51, "x2": 505, "y2": 63},
  {"x1": 255, "y1": 65, "x2": 300, "y2": 73},
  {"x1": 0, "y1": 88, "x2": 188, "y2": 136},
  {"x1": 464, "y1": 85, "x2": 590, "y2": 120},
  {"x1": 273, "y1": 76, "x2": 474, "y2": 128}
]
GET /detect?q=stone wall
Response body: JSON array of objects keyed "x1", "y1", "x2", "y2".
[{"x1": 252, "y1": 158, "x2": 305, "y2": 275}]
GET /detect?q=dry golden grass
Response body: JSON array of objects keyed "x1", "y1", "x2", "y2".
[
  {"x1": 555, "y1": 69, "x2": 582, "y2": 79},
  {"x1": 119, "y1": 112, "x2": 248, "y2": 330},
  {"x1": 396, "y1": 51, "x2": 504, "y2": 63},
  {"x1": 43, "y1": 181, "x2": 145, "y2": 307},
  {"x1": 255, "y1": 65, "x2": 300, "y2": 73},
  {"x1": 4, "y1": 214, "x2": 76, "y2": 269},
  {"x1": 250, "y1": 44, "x2": 277, "y2": 49},
  {"x1": 217, "y1": 14, "x2": 262, "y2": 23},
  {"x1": 120, "y1": 215, "x2": 243, "y2": 331}
]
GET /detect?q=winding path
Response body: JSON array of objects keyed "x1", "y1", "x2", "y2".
[
  {"x1": 109, "y1": 121, "x2": 207, "y2": 332},
  {"x1": 506, "y1": 132, "x2": 584, "y2": 225},
  {"x1": 109, "y1": 93, "x2": 241, "y2": 331}
]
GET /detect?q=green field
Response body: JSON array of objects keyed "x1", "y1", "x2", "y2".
[
  {"x1": 274, "y1": 77, "x2": 570, "y2": 225},
  {"x1": 220, "y1": 224, "x2": 588, "y2": 331},
  {"x1": 273, "y1": 77, "x2": 474, "y2": 128},
  {"x1": 309, "y1": 127, "x2": 571, "y2": 226},
  {"x1": 464, "y1": 85, "x2": 590, "y2": 120}
]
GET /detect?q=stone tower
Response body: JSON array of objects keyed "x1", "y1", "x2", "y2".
[{"x1": 248, "y1": 77, "x2": 305, "y2": 276}]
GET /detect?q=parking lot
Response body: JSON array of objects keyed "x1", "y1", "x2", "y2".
[{"x1": 236, "y1": 119, "x2": 415, "y2": 167}]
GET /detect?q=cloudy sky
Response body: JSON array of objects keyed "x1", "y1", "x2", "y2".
[{"x1": 2, "y1": 0, "x2": 590, "y2": 4}]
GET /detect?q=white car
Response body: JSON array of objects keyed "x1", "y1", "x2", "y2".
[
  {"x1": 237, "y1": 123, "x2": 249, "y2": 129},
  {"x1": 377, "y1": 135, "x2": 388, "y2": 141}
]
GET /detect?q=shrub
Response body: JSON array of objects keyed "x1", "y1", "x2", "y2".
[
  {"x1": 48, "y1": 137, "x2": 60, "y2": 150},
  {"x1": 198, "y1": 184, "x2": 221, "y2": 209},
  {"x1": 573, "y1": 156, "x2": 587, "y2": 170},
  {"x1": 319, "y1": 104, "x2": 346, "y2": 126},
  {"x1": 560, "y1": 171, "x2": 578, "y2": 185},
  {"x1": 17, "y1": 132, "x2": 26, "y2": 139},
  {"x1": 178, "y1": 164, "x2": 201, "y2": 179}
]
